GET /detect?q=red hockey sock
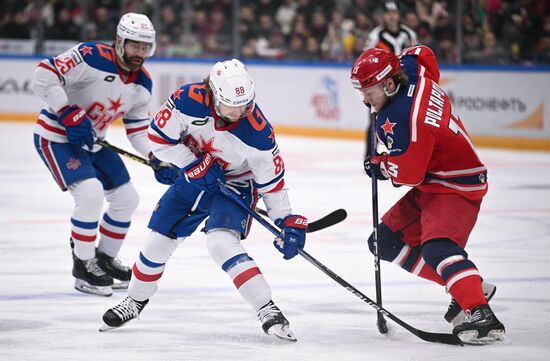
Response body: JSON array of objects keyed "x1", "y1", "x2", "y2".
[
  {"x1": 417, "y1": 264, "x2": 445, "y2": 286},
  {"x1": 448, "y1": 275, "x2": 487, "y2": 312}
]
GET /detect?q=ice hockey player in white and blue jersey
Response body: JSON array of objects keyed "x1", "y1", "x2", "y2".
[
  {"x1": 32, "y1": 13, "x2": 179, "y2": 297},
  {"x1": 101, "y1": 59, "x2": 307, "y2": 342}
]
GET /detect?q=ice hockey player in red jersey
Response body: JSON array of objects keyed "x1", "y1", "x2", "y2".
[
  {"x1": 31, "y1": 13, "x2": 178, "y2": 297},
  {"x1": 100, "y1": 59, "x2": 307, "y2": 342},
  {"x1": 351, "y1": 46, "x2": 505, "y2": 344}
]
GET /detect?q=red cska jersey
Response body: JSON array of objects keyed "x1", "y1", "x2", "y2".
[{"x1": 375, "y1": 46, "x2": 488, "y2": 200}]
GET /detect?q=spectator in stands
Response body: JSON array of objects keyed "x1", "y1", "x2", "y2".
[
  {"x1": 92, "y1": 6, "x2": 117, "y2": 41},
  {"x1": 462, "y1": 30, "x2": 483, "y2": 64},
  {"x1": 416, "y1": 0, "x2": 448, "y2": 31},
  {"x1": 158, "y1": 5, "x2": 182, "y2": 44},
  {"x1": 286, "y1": 34, "x2": 309, "y2": 60},
  {"x1": 501, "y1": 5, "x2": 535, "y2": 63},
  {"x1": 0, "y1": 11, "x2": 30, "y2": 39},
  {"x1": 275, "y1": 0, "x2": 297, "y2": 36},
  {"x1": 309, "y1": 9, "x2": 329, "y2": 44},
  {"x1": 436, "y1": 32, "x2": 458, "y2": 64},
  {"x1": 46, "y1": 8, "x2": 80, "y2": 40},
  {"x1": 536, "y1": 33, "x2": 550, "y2": 64},
  {"x1": 304, "y1": 36, "x2": 322, "y2": 60},
  {"x1": 477, "y1": 30, "x2": 509, "y2": 65}
]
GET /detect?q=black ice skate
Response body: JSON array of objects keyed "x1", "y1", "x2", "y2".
[
  {"x1": 445, "y1": 281, "x2": 497, "y2": 326},
  {"x1": 452, "y1": 304, "x2": 505, "y2": 344},
  {"x1": 257, "y1": 301, "x2": 296, "y2": 342},
  {"x1": 72, "y1": 252, "x2": 113, "y2": 297},
  {"x1": 96, "y1": 251, "x2": 132, "y2": 290},
  {"x1": 99, "y1": 296, "x2": 149, "y2": 332}
]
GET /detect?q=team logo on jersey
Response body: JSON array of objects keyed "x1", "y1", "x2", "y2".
[
  {"x1": 80, "y1": 46, "x2": 93, "y2": 56},
  {"x1": 268, "y1": 127, "x2": 275, "y2": 143},
  {"x1": 66, "y1": 157, "x2": 81, "y2": 170},
  {"x1": 200, "y1": 136, "x2": 221, "y2": 154},
  {"x1": 381, "y1": 118, "x2": 396, "y2": 135}
]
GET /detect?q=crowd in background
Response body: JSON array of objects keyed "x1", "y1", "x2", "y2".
[{"x1": 1, "y1": 0, "x2": 549, "y2": 65}]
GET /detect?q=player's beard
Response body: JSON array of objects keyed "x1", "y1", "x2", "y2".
[{"x1": 123, "y1": 54, "x2": 145, "y2": 71}]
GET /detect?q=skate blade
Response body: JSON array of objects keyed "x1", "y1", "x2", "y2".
[
  {"x1": 74, "y1": 279, "x2": 112, "y2": 297},
  {"x1": 112, "y1": 281, "x2": 129, "y2": 290},
  {"x1": 99, "y1": 323, "x2": 120, "y2": 332},
  {"x1": 267, "y1": 324, "x2": 297, "y2": 343},
  {"x1": 457, "y1": 329, "x2": 505, "y2": 345}
]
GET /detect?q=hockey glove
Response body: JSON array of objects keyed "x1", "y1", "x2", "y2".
[
  {"x1": 274, "y1": 215, "x2": 308, "y2": 260},
  {"x1": 182, "y1": 153, "x2": 226, "y2": 193},
  {"x1": 150, "y1": 155, "x2": 179, "y2": 185},
  {"x1": 364, "y1": 154, "x2": 390, "y2": 180},
  {"x1": 57, "y1": 105, "x2": 94, "y2": 150}
]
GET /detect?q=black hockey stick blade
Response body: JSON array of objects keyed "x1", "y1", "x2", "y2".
[
  {"x1": 298, "y1": 249, "x2": 464, "y2": 346},
  {"x1": 257, "y1": 208, "x2": 347, "y2": 233}
]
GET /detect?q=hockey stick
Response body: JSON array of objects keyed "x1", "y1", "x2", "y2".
[
  {"x1": 218, "y1": 183, "x2": 463, "y2": 346},
  {"x1": 257, "y1": 208, "x2": 347, "y2": 233},
  {"x1": 369, "y1": 111, "x2": 388, "y2": 335},
  {"x1": 96, "y1": 139, "x2": 346, "y2": 233},
  {"x1": 96, "y1": 138, "x2": 162, "y2": 170}
]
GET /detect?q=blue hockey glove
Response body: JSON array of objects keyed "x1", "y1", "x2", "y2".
[
  {"x1": 57, "y1": 105, "x2": 94, "y2": 150},
  {"x1": 182, "y1": 153, "x2": 226, "y2": 193},
  {"x1": 364, "y1": 154, "x2": 390, "y2": 180},
  {"x1": 150, "y1": 155, "x2": 179, "y2": 185},
  {"x1": 274, "y1": 215, "x2": 308, "y2": 260}
]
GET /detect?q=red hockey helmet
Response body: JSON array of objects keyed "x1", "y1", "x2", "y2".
[{"x1": 350, "y1": 48, "x2": 401, "y2": 89}]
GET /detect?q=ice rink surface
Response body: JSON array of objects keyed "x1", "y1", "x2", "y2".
[{"x1": 1, "y1": 121, "x2": 549, "y2": 361}]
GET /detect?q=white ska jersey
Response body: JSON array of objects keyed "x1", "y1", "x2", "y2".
[
  {"x1": 148, "y1": 82, "x2": 292, "y2": 220},
  {"x1": 31, "y1": 41, "x2": 152, "y2": 156}
]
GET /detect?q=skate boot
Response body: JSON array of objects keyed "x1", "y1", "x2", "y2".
[
  {"x1": 257, "y1": 301, "x2": 296, "y2": 342},
  {"x1": 445, "y1": 281, "x2": 496, "y2": 326},
  {"x1": 72, "y1": 252, "x2": 113, "y2": 297},
  {"x1": 452, "y1": 304, "x2": 505, "y2": 344},
  {"x1": 96, "y1": 251, "x2": 132, "y2": 290},
  {"x1": 99, "y1": 296, "x2": 149, "y2": 332}
]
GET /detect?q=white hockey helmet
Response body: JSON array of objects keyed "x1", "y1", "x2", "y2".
[
  {"x1": 116, "y1": 13, "x2": 156, "y2": 58},
  {"x1": 209, "y1": 59, "x2": 255, "y2": 116}
]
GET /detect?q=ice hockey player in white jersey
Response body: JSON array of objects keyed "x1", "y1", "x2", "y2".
[
  {"x1": 32, "y1": 13, "x2": 179, "y2": 297},
  {"x1": 100, "y1": 59, "x2": 308, "y2": 342}
]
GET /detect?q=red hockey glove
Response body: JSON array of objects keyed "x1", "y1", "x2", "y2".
[
  {"x1": 364, "y1": 154, "x2": 390, "y2": 180},
  {"x1": 57, "y1": 105, "x2": 94, "y2": 150}
]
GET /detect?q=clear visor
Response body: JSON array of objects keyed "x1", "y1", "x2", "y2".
[
  {"x1": 216, "y1": 101, "x2": 254, "y2": 122},
  {"x1": 125, "y1": 40, "x2": 154, "y2": 57}
]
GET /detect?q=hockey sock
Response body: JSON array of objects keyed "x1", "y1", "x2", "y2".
[
  {"x1": 369, "y1": 223, "x2": 444, "y2": 285},
  {"x1": 129, "y1": 231, "x2": 184, "y2": 301},
  {"x1": 98, "y1": 213, "x2": 130, "y2": 257},
  {"x1": 98, "y1": 182, "x2": 139, "y2": 257},
  {"x1": 68, "y1": 178, "x2": 104, "y2": 259},
  {"x1": 448, "y1": 276, "x2": 487, "y2": 312},
  {"x1": 207, "y1": 229, "x2": 271, "y2": 310}
]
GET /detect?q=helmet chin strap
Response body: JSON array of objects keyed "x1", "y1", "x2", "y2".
[
  {"x1": 116, "y1": 54, "x2": 130, "y2": 72},
  {"x1": 383, "y1": 82, "x2": 401, "y2": 97}
]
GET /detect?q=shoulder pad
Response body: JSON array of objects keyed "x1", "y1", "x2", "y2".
[
  {"x1": 134, "y1": 66, "x2": 152, "y2": 93},
  {"x1": 170, "y1": 82, "x2": 211, "y2": 118},
  {"x1": 77, "y1": 41, "x2": 117, "y2": 75},
  {"x1": 229, "y1": 104, "x2": 276, "y2": 151}
]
